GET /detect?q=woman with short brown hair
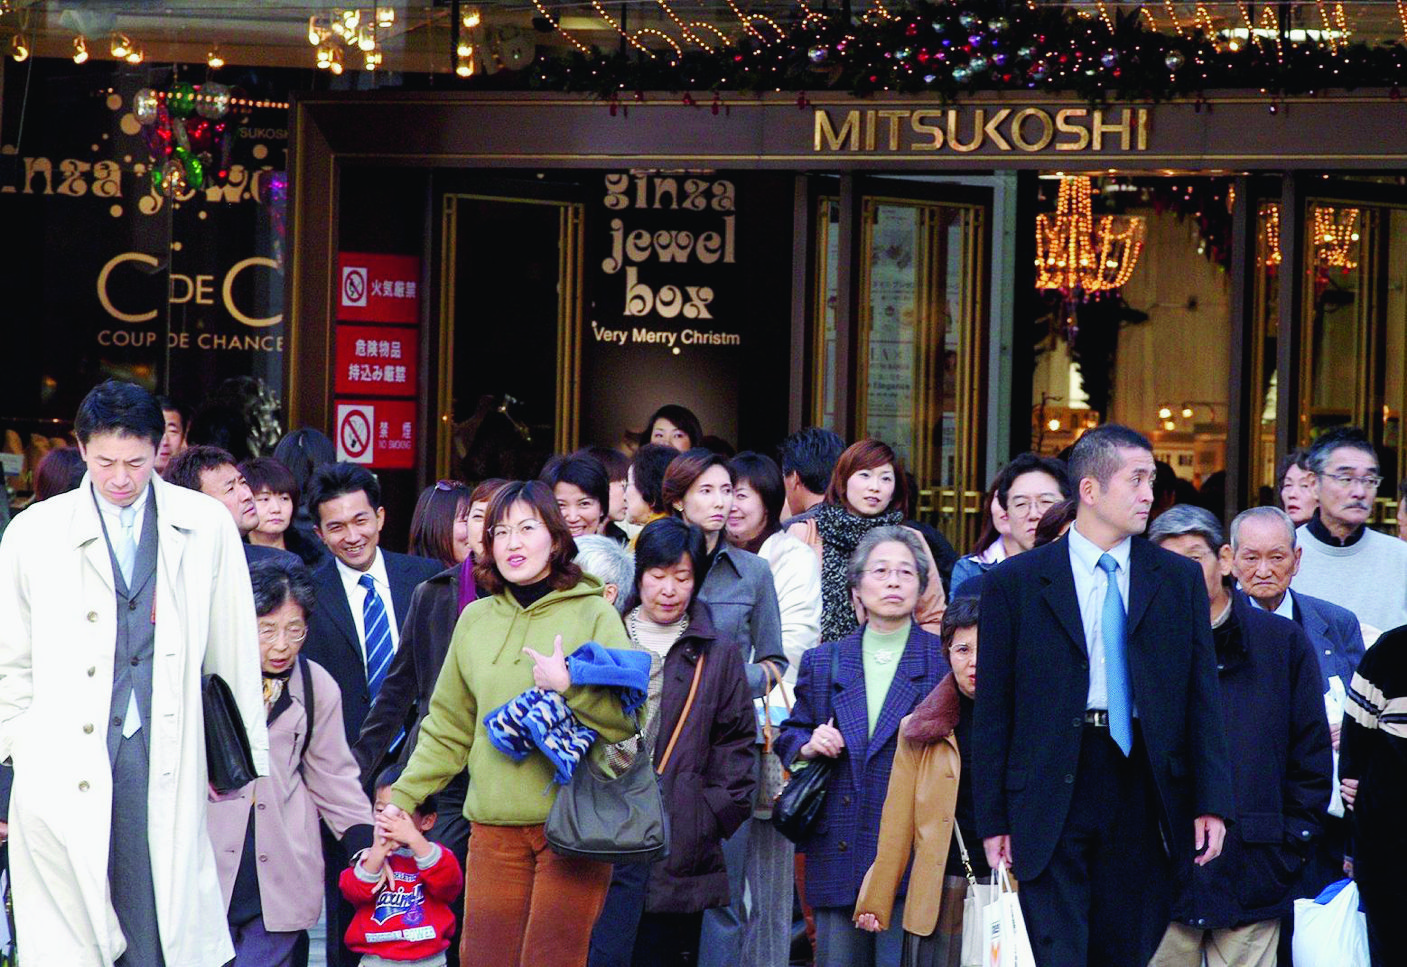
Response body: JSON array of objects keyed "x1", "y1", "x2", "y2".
[{"x1": 385, "y1": 479, "x2": 638, "y2": 967}]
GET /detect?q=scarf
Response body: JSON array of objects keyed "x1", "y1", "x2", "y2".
[
  {"x1": 815, "y1": 502, "x2": 905, "y2": 642},
  {"x1": 262, "y1": 665, "x2": 295, "y2": 714},
  {"x1": 457, "y1": 557, "x2": 477, "y2": 614}
]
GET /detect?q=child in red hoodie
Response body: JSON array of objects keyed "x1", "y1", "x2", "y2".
[{"x1": 340, "y1": 766, "x2": 463, "y2": 967}]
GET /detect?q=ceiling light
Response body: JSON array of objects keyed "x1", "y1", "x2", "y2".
[
  {"x1": 364, "y1": 48, "x2": 383, "y2": 69},
  {"x1": 358, "y1": 26, "x2": 376, "y2": 52},
  {"x1": 341, "y1": 8, "x2": 361, "y2": 32},
  {"x1": 72, "y1": 36, "x2": 89, "y2": 64},
  {"x1": 376, "y1": 6, "x2": 394, "y2": 27},
  {"x1": 1047, "y1": 418, "x2": 1062, "y2": 432},
  {"x1": 125, "y1": 47, "x2": 144, "y2": 64},
  {"x1": 462, "y1": 9, "x2": 482, "y2": 28},
  {"x1": 1158, "y1": 406, "x2": 1172, "y2": 420},
  {"x1": 110, "y1": 33, "x2": 131, "y2": 58},
  {"x1": 308, "y1": 15, "x2": 328, "y2": 45},
  {"x1": 1180, "y1": 406, "x2": 1194, "y2": 419},
  {"x1": 207, "y1": 45, "x2": 224, "y2": 69},
  {"x1": 456, "y1": 41, "x2": 471, "y2": 56}
]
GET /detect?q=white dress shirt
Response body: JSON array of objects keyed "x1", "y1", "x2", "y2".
[
  {"x1": 92, "y1": 481, "x2": 150, "y2": 552},
  {"x1": 1067, "y1": 523, "x2": 1132, "y2": 712},
  {"x1": 1246, "y1": 587, "x2": 1297, "y2": 621},
  {"x1": 335, "y1": 549, "x2": 400, "y2": 670}
]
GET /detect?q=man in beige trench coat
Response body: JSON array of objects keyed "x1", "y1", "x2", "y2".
[{"x1": 0, "y1": 380, "x2": 269, "y2": 966}]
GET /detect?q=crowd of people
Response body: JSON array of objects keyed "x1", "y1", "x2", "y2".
[{"x1": 0, "y1": 382, "x2": 1403, "y2": 967}]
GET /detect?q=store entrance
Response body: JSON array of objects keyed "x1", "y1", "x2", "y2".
[
  {"x1": 811, "y1": 177, "x2": 992, "y2": 550},
  {"x1": 438, "y1": 193, "x2": 585, "y2": 482}
]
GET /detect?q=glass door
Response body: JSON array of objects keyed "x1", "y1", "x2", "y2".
[
  {"x1": 813, "y1": 184, "x2": 989, "y2": 549},
  {"x1": 1292, "y1": 188, "x2": 1407, "y2": 529}
]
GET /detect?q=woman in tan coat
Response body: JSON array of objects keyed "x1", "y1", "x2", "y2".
[{"x1": 854, "y1": 596, "x2": 984, "y2": 967}]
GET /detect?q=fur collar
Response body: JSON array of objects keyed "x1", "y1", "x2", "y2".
[{"x1": 902, "y1": 673, "x2": 961, "y2": 745}]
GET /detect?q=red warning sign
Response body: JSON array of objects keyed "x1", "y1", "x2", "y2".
[
  {"x1": 335, "y1": 325, "x2": 419, "y2": 396},
  {"x1": 335, "y1": 401, "x2": 416, "y2": 469}
]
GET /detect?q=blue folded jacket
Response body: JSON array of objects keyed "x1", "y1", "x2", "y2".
[{"x1": 565, "y1": 641, "x2": 651, "y2": 716}]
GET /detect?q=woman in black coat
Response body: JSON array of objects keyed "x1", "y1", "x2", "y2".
[{"x1": 588, "y1": 518, "x2": 758, "y2": 967}]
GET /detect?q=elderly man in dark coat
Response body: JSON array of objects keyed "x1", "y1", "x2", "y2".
[{"x1": 1149, "y1": 505, "x2": 1332, "y2": 967}]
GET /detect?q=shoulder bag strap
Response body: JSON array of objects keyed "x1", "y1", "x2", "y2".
[
  {"x1": 951, "y1": 818, "x2": 978, "y2": 888},
  {"x1": 295, "y1": 654, "x2": 315, "y2": 777},
  {"x1": 657, "y1": 652, "x2": 706, "y2": 775}
]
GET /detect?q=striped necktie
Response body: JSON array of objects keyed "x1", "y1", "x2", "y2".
[
  {"x1": 1097, "y1": 553, "x2": 1133, "y2": 756},
  {"x1": 359, "y1": 574, "x2": 394, "y2": 700}
]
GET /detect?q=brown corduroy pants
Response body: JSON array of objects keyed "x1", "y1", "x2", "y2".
[{"x1": 459, "y1": 823, "x2": 614, "y2": 967}]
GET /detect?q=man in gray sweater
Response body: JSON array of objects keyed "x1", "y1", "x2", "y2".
[{"x1": 1291, "y1": 427, "x2": 1407, "y2": 635}]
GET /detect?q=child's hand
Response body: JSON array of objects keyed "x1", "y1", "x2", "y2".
[{"x1": 377, "y1": 809, "x2": 431, "y2": 857}]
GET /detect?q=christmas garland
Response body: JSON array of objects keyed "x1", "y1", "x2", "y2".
[{"x1": 526, "y1": 1, "x2": 1407, "y2": 101}]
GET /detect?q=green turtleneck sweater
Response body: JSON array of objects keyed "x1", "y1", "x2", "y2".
[{"x1": 861, "y1": 619, "x2": 910, "y2": 736}]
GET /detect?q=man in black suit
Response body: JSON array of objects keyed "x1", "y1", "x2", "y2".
[
  {"x1": 302, "y1": 462, "x2": 442, "y2": 967},
  {"x1": 164, "y1": 445, "x2": 299, "y2": 566},
  {"x1": 973, "y1": 424, "x2": 1235, "y2": 967}
]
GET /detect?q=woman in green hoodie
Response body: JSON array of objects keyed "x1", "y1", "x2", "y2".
[{"x1": 383, "y1": 480, "x2": 637, "y2": 967}]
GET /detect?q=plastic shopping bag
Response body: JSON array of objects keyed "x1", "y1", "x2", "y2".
[
  {"x1": 983, "y1": 864, "x2": 1035, "y2": 967},
  {"x1": 1291, "y1": 878, "x2": 1370, "y2": 967}
]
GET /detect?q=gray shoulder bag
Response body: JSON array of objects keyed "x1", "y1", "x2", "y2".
[{"x1": 545, "y1": 652, "x2": 705, "y2": 865}]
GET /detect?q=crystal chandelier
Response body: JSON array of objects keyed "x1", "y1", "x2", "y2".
[{"x1": 1035, "y1": 175, "x2": 1146, "y2": 297}]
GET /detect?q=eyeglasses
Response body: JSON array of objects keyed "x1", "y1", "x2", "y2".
[
  {"x1": 1007, "y1": 494, "x2": 1062, "y2": 517},
  {"x1": 864, "y1": 566, "x2": 919, "y2": 583},
  {"x1": 258, "y1": 623, "x2": 308, "y2": 644},
  {"x1": 1318, "y1": 472, "x2": 1382, "y2": 490},
  {"x1": 490, "y1": 520, "x2": 543, "y2": 542}
]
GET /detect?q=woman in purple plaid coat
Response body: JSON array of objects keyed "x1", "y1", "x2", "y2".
[{"x1": 775, "y1": 525, "x2": 950, "y2": 967}]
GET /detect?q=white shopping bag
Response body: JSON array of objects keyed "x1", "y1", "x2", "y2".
[
  {"x1": 1292, "y1": 878, "x2": 1370, "y2": 967},
  {"x1": 982, "y1": 864, "x2": 1036, "y2": 967},
  {"x1": 1324, "y1": 677, "x2": 1346, "y2": 818}
]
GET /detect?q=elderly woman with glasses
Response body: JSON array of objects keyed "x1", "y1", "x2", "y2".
[
  {"x1": 776, "y1": 527, "x2": 951, "y2": 967},
  {"x1": 206, "y1": 558, "x2": 374, "y2": 967}
]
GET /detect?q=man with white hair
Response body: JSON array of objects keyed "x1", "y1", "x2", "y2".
[
  {"x1": 1230, "y1": 505, "x2": 1366, "y2": 693},
  {"x1": 574, "y1": 534, "x2": 635, "y2": 615}
]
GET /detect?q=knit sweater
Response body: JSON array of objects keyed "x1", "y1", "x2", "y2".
[
  {"x1": 389, "y1": 574, "x2": 637, "y2": 824},
  {"x1": 1291, "y1": 524, "x2": 1407, "y2": 635}
]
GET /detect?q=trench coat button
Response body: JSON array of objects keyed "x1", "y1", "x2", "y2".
[
  {"x1": 83, "y1": 723, "x2": 94, "y2": 734},
  {"x1": 86, "y1": 611, "x2": 98, "y2": 622},
  {"x1": 87, "y1": 666, "x2": 96, "y2": 677},
  {"x1": 1064, "y1": 774, "x2": 1075, "y2": 784},
  {"x1": 259, "y1": 854, "x2": 269, "y2": 863},
  {"x1": 78, "y1": 780, "x2": 90, "y2": 792},
  {"x1": 257, "y1": 802, "x2": 266, "y2": 811}
]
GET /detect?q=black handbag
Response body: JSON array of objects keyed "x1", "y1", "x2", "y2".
[
  {"x1": 545, "y1": 652, "x2": 705, "y2": 864},
  {"x1": 203, "y1": 673, "x2": 258, "y2": 794},
  {"x1": 771, "y1": 643, "x2": 843, "y2": 844}
]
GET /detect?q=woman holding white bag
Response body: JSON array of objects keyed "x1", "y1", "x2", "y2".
[{"x1": 853, "y1": 596, "x2": 987, "y2": 967}]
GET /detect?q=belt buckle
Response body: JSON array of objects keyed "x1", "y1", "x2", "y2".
[{"x1": 1084, "y1": 709, "x2": 1109, "y2": 728}]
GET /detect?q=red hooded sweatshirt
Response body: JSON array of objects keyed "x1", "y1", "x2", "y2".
[{"x1": 339, "y1": 844, "x2": 462, "y2": 961}]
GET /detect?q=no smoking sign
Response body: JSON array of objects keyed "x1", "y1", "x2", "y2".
[{"x1": 335, "y1": 401, "x2": 416, "y2": 469}]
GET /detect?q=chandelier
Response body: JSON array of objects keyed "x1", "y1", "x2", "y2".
[
  {"x1": 1257, "y1": 203, "x2": 1282, "y2": 268},
  {"x1": 1035, "y1": 176, "x2": 1146, "y2": 297},
  {"x1": 1313, "y1": 205, "x2": 1360, "y2": 271}
]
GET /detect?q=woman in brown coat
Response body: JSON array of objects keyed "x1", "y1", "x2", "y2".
[{"x1": 854, "y1": 596, "x2": 985, "y2": 967}]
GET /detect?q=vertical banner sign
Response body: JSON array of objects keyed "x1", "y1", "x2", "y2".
[
  {"x1": 333, "y1": 253, "x2": 420, "y2": 469},
  {"x1": 579, "y1": 172, "x2": 793, "y2": 454}
]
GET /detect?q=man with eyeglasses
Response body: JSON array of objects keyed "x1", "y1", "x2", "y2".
[
  {"x1": 951, "y1": 453, "x2": 1071, "y2": 595},
  {"x1": 1290, "y1": 426, "x2": 1407, "y2": 637}
]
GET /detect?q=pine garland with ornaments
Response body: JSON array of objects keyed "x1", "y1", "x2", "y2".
[{"x1": 529, "y1": 1, "x2": 1407, "y2": 102}]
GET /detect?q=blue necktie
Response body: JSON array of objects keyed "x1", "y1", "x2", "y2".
[
  {"x1": 360, "y1": 574, "x2": 394, "y2": 701},
  {"x1": 1097, "y1": 553, "x2": 1133, "y2": 756}
]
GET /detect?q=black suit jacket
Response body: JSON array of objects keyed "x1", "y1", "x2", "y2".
[
  {"x1": 303, "y1": 549, "x2": 445, "y2": 745},
  {"x1": 243, "y1": 542, "x2": 300, "y2": 567},
  {"x1": 972, "y1": 533, "x2": 1235, "y2": 882}
]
